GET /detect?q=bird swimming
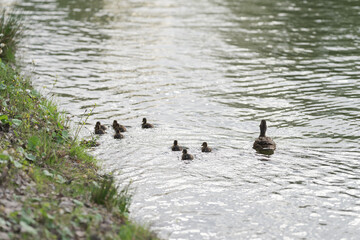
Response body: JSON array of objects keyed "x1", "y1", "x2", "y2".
[
  {"x1": 113, "y1": 120, "x2": 127, "y2": 132},
  {"x1": 114, "y1": 129, "x2": 124, "y2": 139},
  {"x1": 171, "y1": 140, "x2": 183, "y2": 151},
  {"x1": 201, "y1": 142, "x2": 212, "y2": 152},
  {"x1": 142, "y1": 118, "x2": 154, "y2": 128},
  {"x1": 181, "y1": 149, "x2": 194, "y2": 160},
  {"x1": 253, "y1": 120, "x2": 276, "y2": 154},
  {"x1": 97, "y1": 121, "x2": 107, "y2": 131},
  {"x1": 94, "y1": 122, "x2": 105, "y2": 135}
]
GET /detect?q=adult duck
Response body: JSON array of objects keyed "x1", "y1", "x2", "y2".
[
  {"x1": 201, "y1": 142, "x2": 212, "y2": 152},
  {"x1": 171, "y1": 140, "x2": 183, "y2": 151},
  {"x1": 142, "y1": 118, "x2": 154, "y2": 129},
  {"x1": 181, "y1": 149, "x2": 194, "y2": 160},
  {"x1": 253, "y1": 120, "x2": 276, "y2": 154}
]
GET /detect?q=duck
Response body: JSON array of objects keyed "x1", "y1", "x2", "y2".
[
  {"x1": 114, "y1": 129, "x2": 124, "y2": 139},
  {"x1": 181, "y1": 149, "x2": 194, "y2": 160},
  {"x1": 253, "y1": 120, "x2": 276, "y2": 154},
  {"x1": 96, "y1": 121, "x2": 107, "y2": 131},
  {"x1": 94, "y1": 122, "x2": 105, "y2": 135},
  {"x1": 112, "y1": 120, "x2": 127, "y2": 132},
  {"x1": 142, "y1": 118, "x2": 154, "y2": 128},
  {"x1": 201, "y1": 142, "x2": 212, "y2": 152},
  {"x1": 171, "y1": 140, "x2": 183, "y2": 151}
]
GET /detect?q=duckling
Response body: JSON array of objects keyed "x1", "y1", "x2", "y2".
[
  {"x1": 113, "y1": 120, "x2": 127, "y2": 132},
  {"x1": 94, "y1": 122, "x2": 105, "y2": 135},
  {"x1": 112, "y1": 120, "x2": 119, "y2": 129},
  {"x1": 142, "y1": 118, "x2": 154, "y2": 128},
  {"x1": 114, "y1": 129, "x2": 124, "y2": 139},
  {"x1": 181, "y1": 149, "x2": 194, "y2": 160},
  {"x1": 171, "y1": 140, "x2": 183, "y2": 151},
  {"x1": 253, "y1": 120, "x2": 276, "y2": 154},
  {"x1": 96, "y1": 121, "x2": 107, "y2": 131},
  {"x1": 201, "y1": 142, "x2": 212, "y2": 152}
]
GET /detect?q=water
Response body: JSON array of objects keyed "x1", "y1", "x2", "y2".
[{"x1": 4, "y1": 0, "x2": 360, "y2": 238}]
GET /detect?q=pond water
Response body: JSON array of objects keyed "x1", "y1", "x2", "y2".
[{"x1": 4, "y1": 0, "x2": 360, "y2": 238}]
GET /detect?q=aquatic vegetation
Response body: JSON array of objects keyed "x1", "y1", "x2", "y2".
[{"x1": 80, "y1": 135, "x2": 100, "y2": 147}]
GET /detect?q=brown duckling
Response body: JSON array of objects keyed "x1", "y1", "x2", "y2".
[
  {"x1": 114, "y1": 129, "x2": 124, "y2": 139},
  {"x1": 253, "y1": 120, "x2": 276, "y2": 154},
  {"x1": 96, "y1": 121, "x2": 107, "y2": 130},
  {"x1": 181, "y1": 149, "x2": 194, "y2": 160},
  {"x1": 142, "y1": 118, "x2": 154, "y2": 128},
  {"x1": 94, "y1": 122, "x2": 105, "y2": 135},
  {"x1": 201, "y1": 142, "x2": 212, "y2": 152},
  {"x1": 171, "y1": 140, "x2": 183, "y2": 151},
  {"x1": 113, "y1": 120, "x2": 127, "y2": 132}
]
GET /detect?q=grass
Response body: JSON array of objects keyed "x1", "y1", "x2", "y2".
[
  {"x1": 0, "y1": 9, "x2": 159, "y2": 240},
  {"x1": 0, "y1": 10, "x2": 22, "y2": 62},
  {"x1": 91, "y1": 176, "x2": 131, "y2": 213}
]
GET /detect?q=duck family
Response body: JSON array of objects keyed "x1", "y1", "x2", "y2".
[{"x1": 94, "y1": 119, "x2": 276, "y2": 159}]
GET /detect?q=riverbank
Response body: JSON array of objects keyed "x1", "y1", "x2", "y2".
[{"x1": 0, "y1": 12, "x2": 158, "y2": 240}]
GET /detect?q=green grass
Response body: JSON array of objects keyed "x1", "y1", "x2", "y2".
[
  {"x1": 91, "y1": 176, "x2": 131, "y2": 213},
  {"x1": 0, "y1": 10, "x2": 22, "y2": 62}
]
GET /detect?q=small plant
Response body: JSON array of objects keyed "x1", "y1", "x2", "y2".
[
  {"x1": 91, "y1": 176, "x2": 131, "y2": 213},
  {"x1": 0, "y1": 10, "x2": 22, "y2": 62},
  {"x1": 80, "y1": 135, "x2": 100, "y2": 148},
  {"x1": 71, "y1": 105, "x2": 95, "y2": 146}
]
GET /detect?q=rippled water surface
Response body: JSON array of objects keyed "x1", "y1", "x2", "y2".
[{"x1": 4, "y1": 0, "x2": 360, "y2": 238}]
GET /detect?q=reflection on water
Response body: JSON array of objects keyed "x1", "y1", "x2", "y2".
[{"x1": 7, "y1": 0, "x2": 360, "y2": 238}]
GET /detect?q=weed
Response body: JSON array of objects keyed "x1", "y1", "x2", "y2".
[
  {"x1": 91, "y1": 176, "x2": 131, "y2": 214},
  {"x1": 71, "y1": 106, "x2": 95, "y2": 146},
  {"x1": 0, "y1": 10, "x2": 22, "y2": 62}
]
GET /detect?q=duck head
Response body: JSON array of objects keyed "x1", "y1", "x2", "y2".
[
  {"x1": 142, "y1": 118, "x2": 147, "y2": 124},
  {"x1": 260, "y1": 120, "x2": 267, "y2": 137},
  {"x1": 174, "y1": 140, "x2": 178, "y2": 145},
  {"x1": 182, "y1": 149, "x2": 187, "y2": 154},
  {"x1": 202, "y1": 142, "x2": 207, "y2": 147}
]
